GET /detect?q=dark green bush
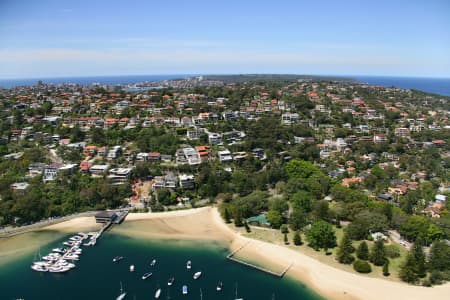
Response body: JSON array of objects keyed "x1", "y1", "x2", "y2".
[{"x1": 353, "y1": 260, "x2": 372, "y2": 273}]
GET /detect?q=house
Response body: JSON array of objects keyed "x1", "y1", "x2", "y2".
[
  {"x1": 179, "y1": 174, "x2": 195, "y2": 189},
  {"x1": 196, "y1": 145, "x2": 211, "y2": 160},
  {"x1": 79, "y1": 161, "x2": 93, "y2": 173},
  {"x1": 342, "y1": 177, "x2": 362, "y2": 187},
  {"x1": 208, "y1": 132, "x2": 222, "y2": 145},
  {"x1": 373, "y1": 134, "x2": 387, "y2": 143},
  {"x1": 394, "y1": 127, "x2": 410, "y2": 138},
  {"x1": 10, "y1": 182, "x2": 30, "y2": 194},
  {"x1": 107, "y1": 145, "x2": 121, "y2": 159},
  {"x1": 281, "y1": 112, "x2": 299, "y2": 125},
  {"x1": 136, "y1": 152, "x2": 149, "y2": 162},
  {"x1": 187, "y1": 128, "x2": 204, "y2": 140},
  {"x1": 83, "y1": 145, "x2": 97, "y2": 156},
  {"x1": 252, "y1": 148, "x2": 267, "y2": 160},
  {"x1": 424, "y1": 202, "x2": 445, "y2": 218},
  {"x1": 95, "y1": 211, "x2": 117, "y2": 223},
  {"x1": 176, "y1": 147, "x2": 201, "y2": 165},
  {"x1": 435, "y1": 194, "x2": 447, "y2": 203},
  {"x1": 218, "y1": 150, "x2": 233, "y2": 162},
  {"x1": 90, "y1": 164, "x2": 109, "y2": 176},
  {"x1": 148, "y1": 152, "x2": 161, "y2": 162},
  {"x1": 108, "y1": 168, "x2": 132, "y2": 185}
]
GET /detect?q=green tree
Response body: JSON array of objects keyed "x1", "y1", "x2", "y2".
[
  {"x1": 290, "y1": 191, "x2": 313, "y2": 213},
  {"x1": 293, "y1": 231, "x2": 303, "y2": 246},
  {"x1": 284, "y1": 232, "x2": 289, "y2": 245},
  {"x1": 306, "y1": 220, "x2": 337, "y2": 251},
  {"x1": 224, "y1": 208, "x2": 231, "y2": 224},
  {"x1": 383, "y1": 260, "x2": 390, "y2": 276},
  {"x1": 411, "y1": 241, "x2": 427, "y2": 278},
  {"x1": 356, "y1": 241, "x2": 369, "y2": 260},
  {"x1": 399, "y1": 253, "x2": 419, "y2": 283},
  {"x1": 289, "y1": 207, "x2": 308, "y2": 230},
  {"x1": 428, "y1": 240, "x2": 450, "y2": 272},
  {"x1": 336, "y1": 231, "x2": 355, "y2": 264},
  {"x1": 370, "y1": 239, "x2": 386, "y2": 266},
  {"x1": 280, "y1": 224, "x2": 289, "y2": 234},
  {"x1": 267, "y1": 210, "x2": 283, "y2": 229}
]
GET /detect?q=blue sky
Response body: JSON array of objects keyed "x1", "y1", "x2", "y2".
[{"x1": 0, "y1": 0, "x2": 449, "y2": 78}]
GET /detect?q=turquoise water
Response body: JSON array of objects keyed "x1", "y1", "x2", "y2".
[{"x1": 0, "y1": 230, "x2": 322, "y2": 300}]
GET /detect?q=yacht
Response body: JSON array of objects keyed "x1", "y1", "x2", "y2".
[
  {"x1": 167, "y1": 277, "x2": 175, "y2": 286},
  {"x1": 113, "y1": 256, "x2": 124, "y2": 262},
  {"x1": 182, "y1": 285, "x2": 188, "y2": 295},
  {"x1": 31, "y1": 264, "x2": 48, "y2": 272},
  {"x1": 142, "y1": 272, "x2": 152, "y2": 280},
  {"x1": 129, "y1": 265, "x2": 135, "y2": 272},
  {"x1": 193, "y1": 271, "x2": 202, "y2": 280},
  {"x1": 116, "y1": 282, "x2": 127, "y2": 300},
  {"x1": 154, "y1": 288, "x2": 161, "y2": 299},
  {"x1": 48, "y1": 265, "x2": 70, "y2": 273},
  {"x1": 186, "y1": 260, "x2": 191, "y2": 270},
  {"x1": 234, "y1": 283, "x2": 243, "y2": 300},
  {"x1": 216, "y1": 281, "x2": 223, "y2": 291},
  {"x1": 52, "y1": 248, "x2": 66, "y2": 253},
  {"x1": 150, "y1": 259, "x2": 157, "y2": 266}
]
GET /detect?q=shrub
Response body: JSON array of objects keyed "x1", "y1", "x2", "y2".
[
  {"x1": 353, "y1": 260, "x2": 372, "y2": 273},
  {"x1": 293, "y1": 231, "x2": 303, "y2": 246},
  {"x1": 280, "y1": 224, "x2": 289, "y2": 234},
  {"x1": 385, "y1": 245, "x2": 401, "y2": 259},
  {"x1": 429, "y1": 271, "x2": 443, "y2": 285}
]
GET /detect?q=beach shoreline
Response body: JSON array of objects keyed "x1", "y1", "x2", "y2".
[{"x1": 19, "y1": 207, "x2": 450, "y2": 300}]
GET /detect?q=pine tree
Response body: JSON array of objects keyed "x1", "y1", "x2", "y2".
[
  {"x1": 370, "y1": 239, "x2": 386, "y2": 266},
  {"x1": 411, "y1": 241, "x2": 426, "y2": 278},
  {"x1": 224, "y1": 208, "x2": 231, "y2": 224},
  {"x1": 399, "y1": 253, "x2": 419, "y2": 283},
  {"x1": 357, "y1": 241, "x2": 369, "y2": 260},
  {"x1": 284, "y1": 232, "x2": 289, "y2": 245},
  {"x1": 383, "y1": 259, "x2": 390, "y2": 276},
  {"x1": 244, "y1": 221, "x2": 251, "y2": 233},
  {"x1": 336, "y1": 231, "x2": 355, "y2": 264},
  {"x1": 293, "y1": 231, "x2": 303, "y2": 246}
]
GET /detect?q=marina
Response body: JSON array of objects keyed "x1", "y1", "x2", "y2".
[{"x1": 30, "y1": 211, "x2": 129, "y2": 274}]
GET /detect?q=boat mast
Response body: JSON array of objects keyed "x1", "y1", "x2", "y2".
[{"x1": 200, "y1": 288, "x2": 203, "y2": 300}]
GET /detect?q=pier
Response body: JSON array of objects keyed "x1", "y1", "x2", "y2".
[{"x1": 226, "y1": 241, "x2": 293, "y2": 278}]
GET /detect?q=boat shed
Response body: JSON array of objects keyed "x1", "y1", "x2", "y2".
[{"x1": 95, "y1": 211, "x2": 117, "y2": 223}]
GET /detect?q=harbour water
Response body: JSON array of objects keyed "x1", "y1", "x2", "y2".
[{"x1": 0, "y1": 228, "x2": 322, "y2": 300}]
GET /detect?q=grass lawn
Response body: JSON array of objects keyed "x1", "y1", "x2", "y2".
[{"x1": 235, "y1": 223, "x2": 408, "y2": 282}]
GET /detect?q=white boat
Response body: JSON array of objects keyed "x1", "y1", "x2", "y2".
[
  {"x1": 182, "y1": 285, "x2": 188, "y2": 295},
  {"x1": 216, "y1": 281, "x2": 223, "y2": 291},
  {"x1": 48, "y1": 265, "x2": 70, "y2": 273},
  {"x1": 154, "y1": 288, "x2": 161, "y2": 299},
  {"x1": 150, "y1": 259, "x2": 156, "y2": 266},
  {"x1": 52, "y1": 248, "x2": 66, "y2": 253},
  {"x1": 129, "y1": 265, "x2": 135, "y2": 272},
  {"x1": 116, "y1": 282, "x2": 127, "y2": 300},
  {"x1": 234, "y1": 283, "x2": 243, "y2": 300},
  {"x1": 167, "y1": 277, "x2": 175, "y2": 286},
  {"x1": 186, "y1": 260, "x2": 191, "y2": 270},
  {"x1": 31, "y1": 264, "x2": 48, "y2": 272},
  {"x1": 113, "y1": 256, "x2": 124, "y2": 262},
  {"x1": 142, "y1": 272, "x2": 152, "y2": 280},
  {"x1": 193, "y1": 271, "x2": 202, "y2": 279}
]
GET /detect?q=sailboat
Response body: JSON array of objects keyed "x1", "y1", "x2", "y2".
[
  {"x1": 234, "y1": 283, "x2": 243, "y2": 300},
  {"x1": 116, "y1": 282, "x2": 127, "y2": 300}
]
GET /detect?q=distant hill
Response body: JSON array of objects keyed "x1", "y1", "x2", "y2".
[{"x1": 203, "y1": 74, "x2": 354, "y2": 83}]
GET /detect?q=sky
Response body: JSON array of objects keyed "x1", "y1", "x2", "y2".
[{"x1": 0, "y1": 0, "x2": 449, "y2": 79}]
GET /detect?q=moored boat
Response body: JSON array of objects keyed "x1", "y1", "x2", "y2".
[
  {"x1": 116, "y1": 282, "x2": 126, "y2": 300},
  {"x1": 142, "y1": 272, "x2": 152, "y2": 280},
  {"x1": 129, "y1": 264, "x2": 135, "y2": 272},
  {"x1": 154, "y1": 288, "x2": 161, "y2": 299},
  {"x1": 182, "y1": 285, "x2": 188, "y2": 295},
  {"x1": 193, "y1": 271, "x2": 202, "y2": 279},
  {"x1": 167, "y1": 277, "x2": 175, "y2": 286},
  {"x1": 113, "y1": 256, "x2": 124, "y2": 262},
  {"x1": 216, "y1": 281, "x2": 223, "y2": 291},
  {"x1": 150, "y1": 259, "x2": 156, "y2": 266},
  {"x1": 186, "y1": 260, "x2": 191, "y2": 270}
]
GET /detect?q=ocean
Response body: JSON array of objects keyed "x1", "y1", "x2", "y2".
[
  {"x1": 0, "y1": 227, "x2": 322, "y2": 300},
  {"x1": 354, "y1": 76, "x2": 450, "y2": 97},
  {"x1": 1, "y1": 75, "x2": 450, "y2": 97}
]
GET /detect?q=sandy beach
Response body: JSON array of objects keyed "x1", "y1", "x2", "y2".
[{"x1": 36, "y1": 207, "x2": 449, "y2": 300}]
